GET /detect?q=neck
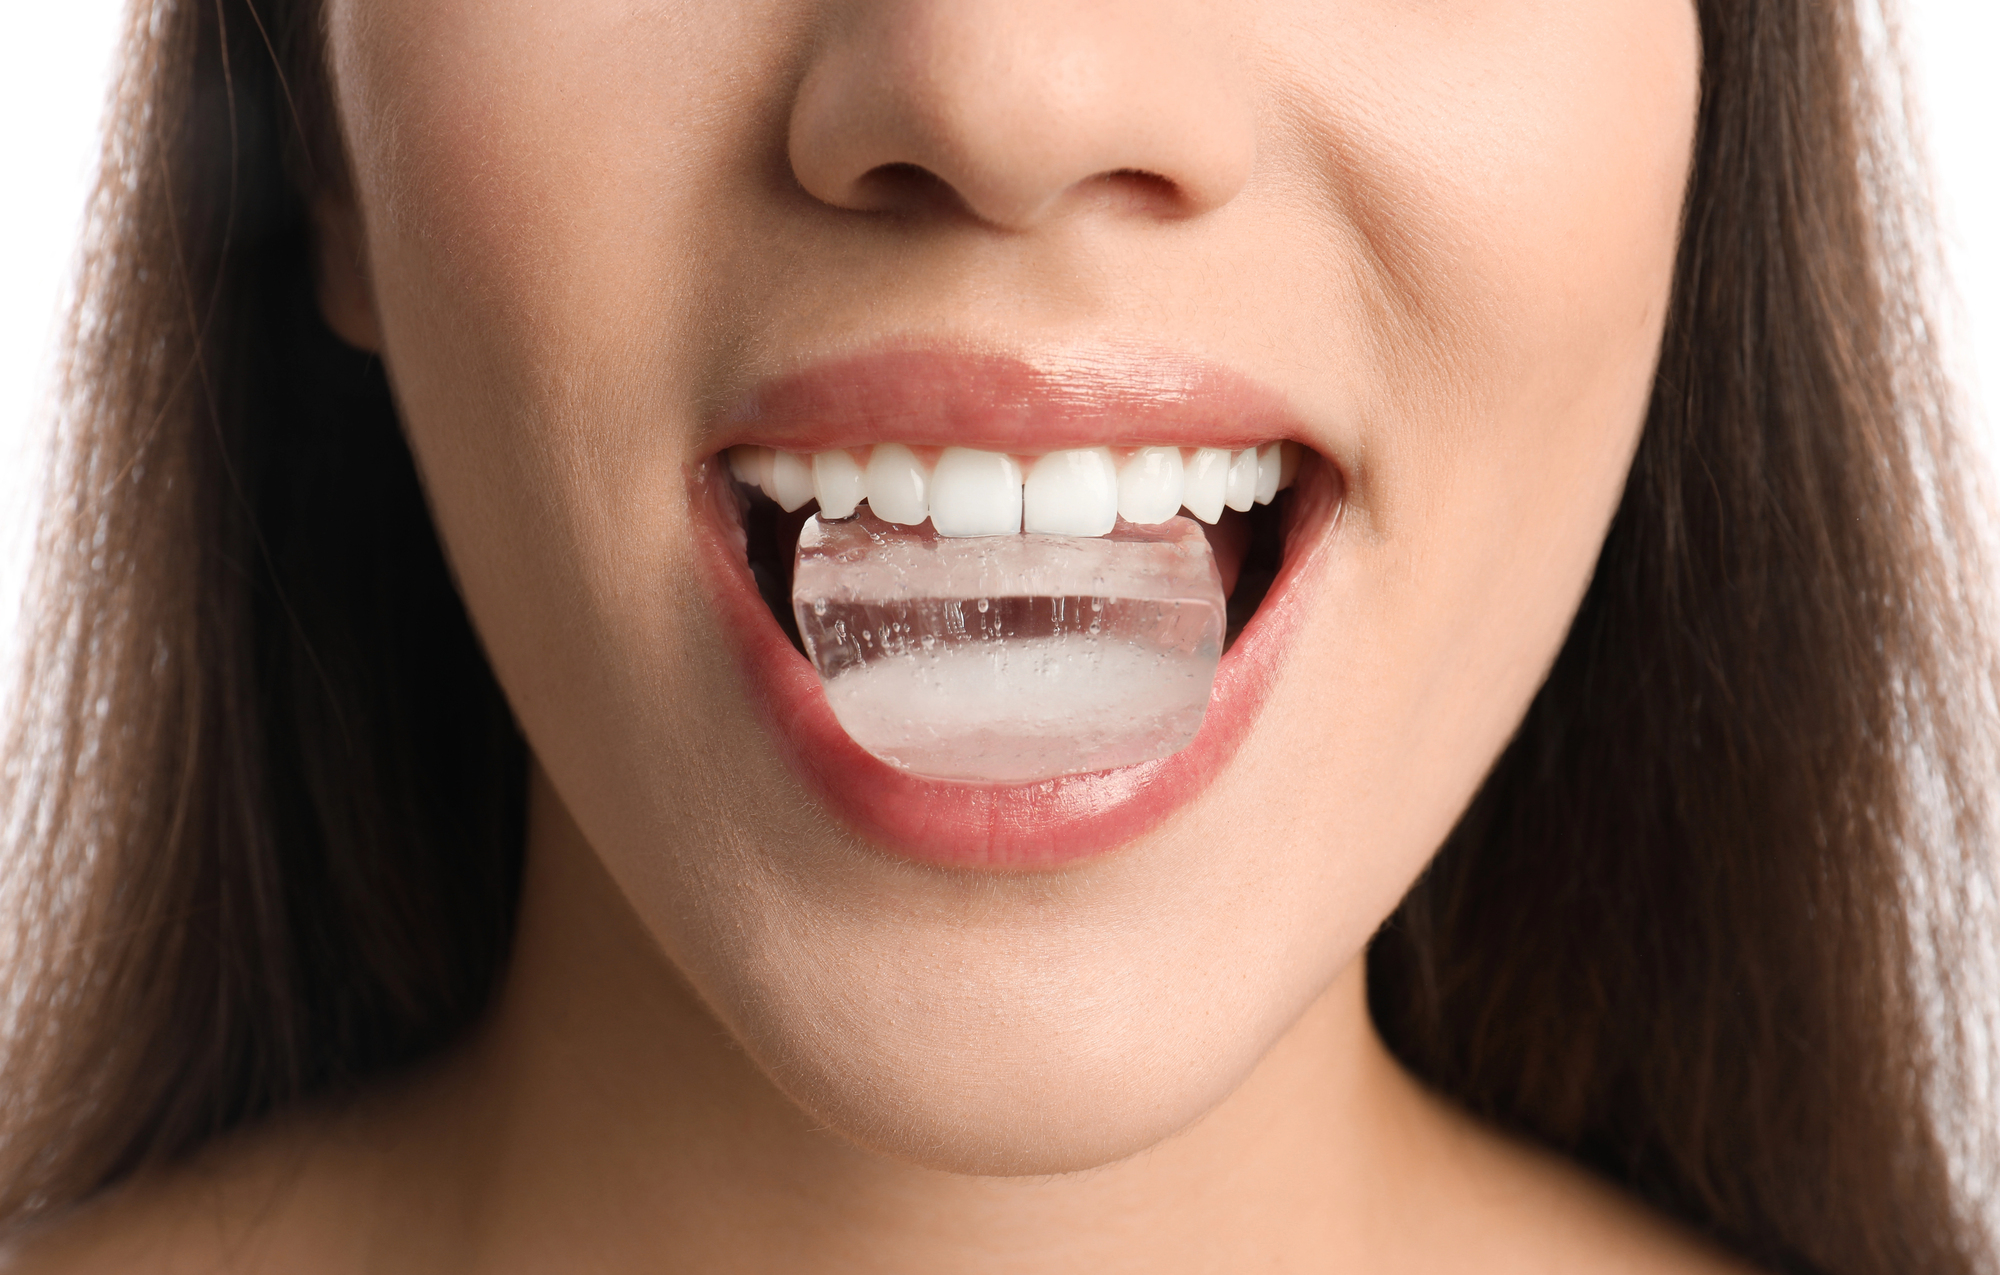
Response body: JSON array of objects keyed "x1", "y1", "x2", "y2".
[{"x1": 433, "y1": 770, "x2": 1458, "y2": 1273}]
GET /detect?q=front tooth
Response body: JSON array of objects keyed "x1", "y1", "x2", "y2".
[
  {"x1": 864, "y1": 443, "x2": 930, "y2": 526},
  {"x1": 1024, "y1": 448, "x2": 1117, "y2": 536},
  {"x1": 1224, "y1": 448, "x2": 1258, "y2": 512},
  {"x1": 769, "y1": 450, "x2": 816, "y2": 512},
  {"x1": 812, "y1": 449, "x2": 866, "y2": 519},
  {"x1": 1181, "y1": 448, "x2": 1229, "y2": 524},
  {"x1": 930, "y1": 447, "x2": 1023, "y2": 537},
  {"x1": 1116, "y1": 446, "x2": 1186, "y2": 525},
  {"x1": 1254, "y1": 443, "x2": 1282, "y2": 505}
]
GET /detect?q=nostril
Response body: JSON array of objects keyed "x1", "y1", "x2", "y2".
[
  {"x1": 849, "y1": 163, "x2": 1191, "y2": 226},
  {"x1": 1091, "y1": 168, "x2": 1191, "y2": 217},
  {"x1": 852, "y1": 162, "x2": 965, "y2": 217}
]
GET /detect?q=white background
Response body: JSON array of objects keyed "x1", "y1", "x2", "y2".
[{"x1": 1, "y1": 4, "x2": 1997, "y2": 683}]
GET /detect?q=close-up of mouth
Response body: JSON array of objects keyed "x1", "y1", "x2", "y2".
[{"x1": 691, "y1": 347, "x2": 1346, "y2": 869}]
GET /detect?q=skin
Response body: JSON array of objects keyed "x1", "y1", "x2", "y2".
[{"x1": 12, "y1": 0, "x2": 1753, "y2": 1270}]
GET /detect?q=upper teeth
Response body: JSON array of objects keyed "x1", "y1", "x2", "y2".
[{"x1": 727, "y1": 443, "x2": 1296, "y2": 536}]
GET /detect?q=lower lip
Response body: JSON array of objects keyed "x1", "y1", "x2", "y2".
[{"x1": 690, "y1": 461, "x2": 1341, "y2": 869}]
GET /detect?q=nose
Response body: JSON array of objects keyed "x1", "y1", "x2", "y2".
[{"x1": 788, "y1": 0, "x2": 1257, "y2": 229}]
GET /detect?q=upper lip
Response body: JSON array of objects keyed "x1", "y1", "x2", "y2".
[{"x1": 705, "y1": 343, "x2": 1310, "y2": 456}]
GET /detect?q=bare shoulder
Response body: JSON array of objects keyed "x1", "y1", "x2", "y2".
[{"x1": 1407, "y1": 1086, "x2": 1762, "y2": 1275}]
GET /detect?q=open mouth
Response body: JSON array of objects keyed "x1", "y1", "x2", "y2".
[
  {"x1": 689, "y1": 347, "x2": 1344, "y2": 869},
  {"x1": 731, "y1": 441, "x2": 1301, "y2": 660}
]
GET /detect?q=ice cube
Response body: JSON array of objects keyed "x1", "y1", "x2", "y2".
[{"x1": 792, "y1": 511, "x2": 1227, "y2": 784}]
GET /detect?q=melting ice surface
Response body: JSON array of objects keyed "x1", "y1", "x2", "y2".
[{"x1": 792, "y1": 511, "x2": 1227, "y2": 784}]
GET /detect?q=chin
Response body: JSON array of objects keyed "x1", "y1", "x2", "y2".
[{"x1": 744, "y1": 990, "x2": 1273, "y2": 1176}]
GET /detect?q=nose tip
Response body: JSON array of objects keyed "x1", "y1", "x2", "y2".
[{"x1": 787, "y1": 0, "x2": 1256, "y2": 230}]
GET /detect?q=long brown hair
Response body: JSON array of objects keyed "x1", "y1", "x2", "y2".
[{"x1": 2, "y1": 1, "x2": 1993, "y2": 1270}]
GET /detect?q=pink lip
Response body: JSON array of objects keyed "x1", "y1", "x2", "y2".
[
  {"x1": 691, "y1": 347, "x2": 1343, "y2": 870},
  {"x1": 710, "y1": 346, "x2": 1305, "y2": 454}
]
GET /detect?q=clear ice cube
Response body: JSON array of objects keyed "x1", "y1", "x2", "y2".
[{"x1": 792, "y1": 511, "x2": 1226, "y2": 784}]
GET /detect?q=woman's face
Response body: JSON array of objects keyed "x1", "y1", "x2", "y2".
[{"x1": 323, "y1": 0, "x2": 1698, "y2": 1173}]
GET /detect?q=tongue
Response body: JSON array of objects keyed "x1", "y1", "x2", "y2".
[{"x1": 792, "y1": 511, "x2": 1227, "y2": 784}]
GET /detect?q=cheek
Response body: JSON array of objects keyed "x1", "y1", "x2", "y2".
[
  {"x1": 323, "y1": 1, "x2": 780, "y2": 780},
  {"x1": 1242, "y1": 0, "x2": 1698, "y2": 866},
  {"x1": 1316, "y1": 0, "x2": 1699, "y2": 506},
  {"x1": 325, "y1": 0, "x2": 793, "y2": 500}
]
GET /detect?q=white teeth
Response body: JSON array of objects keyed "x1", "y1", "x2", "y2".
[
  {"x1": 1254, "y1": 443, "x2": 1281, "y2": 505},
  {"x1": 1024, "y1": 447, "x2": 1118, "y2": 536},
  {"x1": 769, "y1": 449, "x2": 816, "y2": 512},
  {"x1": 864, "y1": 443, "x2": 930, "y2": 526},
  {"x1": 1181, "y1": 448, "x2": 1229, "y2": 524},
  {"x1": 1117, "y1": 447, "x2": 1186, "y2": 525},
  {"x1": 1224, "y1": 448, "x2": 1258, "y2": 513},
  {"x1": 812, "y1": 449, "x2": 866, "y2": 519},
  {"x1": 930, "y1": 447, "x2": 1023, "y2": 537},
  {"x1": 732, "y1": 439, "x2": 1303, "y2": 535}
]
